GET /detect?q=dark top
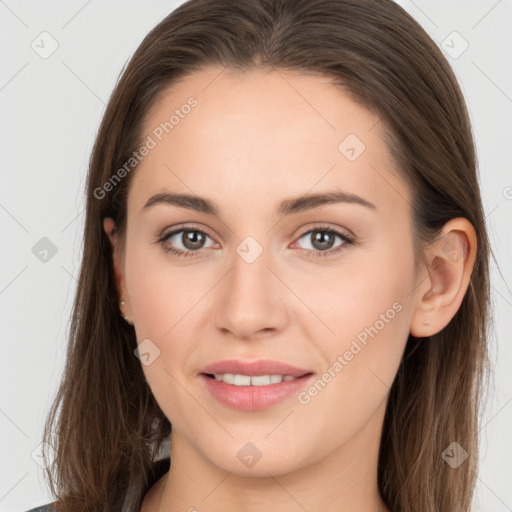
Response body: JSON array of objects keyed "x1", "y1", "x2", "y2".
[{"x1": 24, "y1": 457, "x2": 171, "y2": 512}]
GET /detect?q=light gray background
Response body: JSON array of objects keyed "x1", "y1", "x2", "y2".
[{"x1": 1, "y1": 1, "x2": 511, "y2": 511}]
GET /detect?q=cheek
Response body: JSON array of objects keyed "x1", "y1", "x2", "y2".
[
  {"x1": 127, "y1": 262, "x2": 201, "y2": 425},
  {"x1": 124, "y1": 244, "x2": 220, "y2": 401},
  {"x1": 125, "y1": 237, "x2": 204, "y2": 333},
  {"x1": 301, "y1": 243, "x2": 414, "y2": 346},
  {"x1": 293, "y1": 275, "x2": 412, "y2": 450},
  {"x1": 298, "y1": 239, "x2": 415, "y2": 400}
]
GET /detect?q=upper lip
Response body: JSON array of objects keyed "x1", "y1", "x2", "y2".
[{"x1": 200, "y1": 359, "x2": 313, "y2": 377}]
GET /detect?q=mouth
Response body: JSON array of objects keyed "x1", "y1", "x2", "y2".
[
  {"x1": 202, "y1": 373, "x2": 309, "y2": 385},
  {"x1": 198, "y1": 359, "x2": 314, "y2": 411}
]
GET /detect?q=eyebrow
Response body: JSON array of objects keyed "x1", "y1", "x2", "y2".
[{"x1": 142, "y1": 189, "x2": 376, "y2": 216}]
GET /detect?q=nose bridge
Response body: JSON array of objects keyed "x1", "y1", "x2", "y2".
[
  {"x1": 213, "y1": 232, "x2": 287, "y2": 338},
  {"x1": 229, "y1": 233, "x2": 273, "y2": 303}
]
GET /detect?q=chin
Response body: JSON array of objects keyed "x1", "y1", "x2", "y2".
[{"x1": 200, "y1": 436, "x2": 312, "y2": 478}]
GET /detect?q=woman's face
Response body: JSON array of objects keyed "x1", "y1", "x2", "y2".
[{"x1": 108, "y1": 67, "x2": 422, "y2": 476}]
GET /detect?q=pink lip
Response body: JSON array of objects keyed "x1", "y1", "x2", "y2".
[
  {"x1": 199, "y1": 359, "x2": 314, "y2": 411},
  {"x1": 200, "y1": 359, "x2": 312, "y2": 377}
]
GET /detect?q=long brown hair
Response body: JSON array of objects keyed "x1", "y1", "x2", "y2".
[{"x1": 42, "y1": 1, "x2": 494, "y2": 511}]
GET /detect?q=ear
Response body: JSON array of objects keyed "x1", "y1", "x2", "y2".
[
  {"x1": 410, "y1": 218, "x2": 477, "y2": 338},
  {"x1": 104, "y1": 217, "x2": 134, "y2": 325},
  {"x1": 103, "y1": 217, "x2": 124, "y2": 294}
]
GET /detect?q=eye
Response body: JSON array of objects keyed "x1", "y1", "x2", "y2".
[
  {"x1": 156, "y1": 224, "x2": 356, "y2": 259},
  {"x1": 158, "y1": 227, "x2": 216, "y2": 258},
  {"x1": 293, "y1": 226, "x2": 355, "y2": 258}
]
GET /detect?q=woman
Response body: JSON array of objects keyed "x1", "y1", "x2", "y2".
[{"x1": 29, "y1": 0, "x2": 493, "y2": 511}]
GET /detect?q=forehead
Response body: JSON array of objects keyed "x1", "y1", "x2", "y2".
[{"x1": 128, "y1": 67, "x2": 409, "y2": 220}]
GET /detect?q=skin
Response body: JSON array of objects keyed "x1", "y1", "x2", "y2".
[{"x1": 103, "y1": 67, "x2": 477, "y2": 512}]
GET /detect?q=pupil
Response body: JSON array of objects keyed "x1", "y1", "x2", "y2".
[
  {"x1": 312, "y1": 231, "x2": 334, "y2": 251},
  {"x1": 183, "y1": 231, "x2": 204, "y2": 250}
]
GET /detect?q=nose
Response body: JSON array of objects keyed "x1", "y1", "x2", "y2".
[{"x1": 213, "y1": 241, "x2": 289, "y2": 341}]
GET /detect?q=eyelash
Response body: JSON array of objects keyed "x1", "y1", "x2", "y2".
[{"x1": 156, "y1": 224, "x2": 356, "y2": 259}]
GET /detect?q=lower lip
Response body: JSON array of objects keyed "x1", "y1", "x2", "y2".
[{"x1": 200, "y1": 374, "x2": 314, "y2": 411}]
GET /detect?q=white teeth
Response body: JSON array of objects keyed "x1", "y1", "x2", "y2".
[
  {"x1": 251, "y1": 375, "x2": 274, "y2": 386},
  {"x1": 234, "y1": 374, "x2": 251, "y2": 386},
  {"x1": 212, "y1": 373, "x2": 298, "y2": 386}
]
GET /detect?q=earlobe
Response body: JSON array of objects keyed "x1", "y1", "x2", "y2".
[{"x1": 410, "y1": 218, "x2": 477, "y2": 338}]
